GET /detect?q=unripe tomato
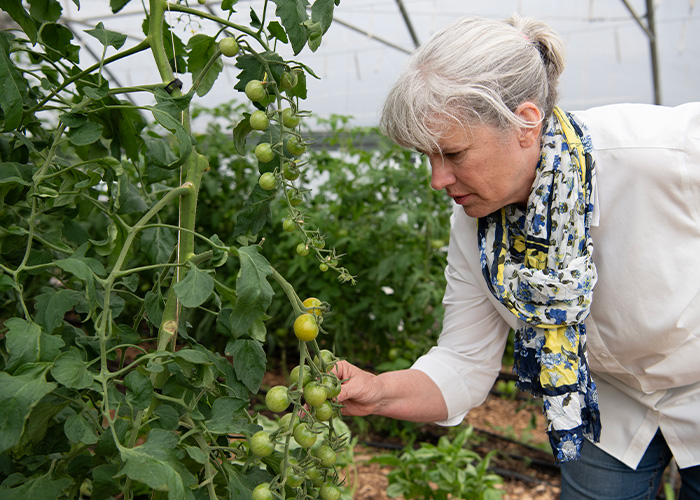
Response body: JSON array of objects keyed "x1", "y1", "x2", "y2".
[
  {"x1": 294, "y1": 313, "x2": 318, "y2": 341},
  {"x1": 282, "y1": 162, "x2": 299, "y2": 180},
  {"x1": 258, "y1": 171, "x2": 276, "y2": 190},
  {"x1": 320, "y1": 482, "x2": 341, "y2": 500},
  {"x1": 314, "y1": 400, "x2": 333, "y2": 421},
  {"x1": 255, "y1": 143, "x2": 275, "y2": 164},
  {"x1": 245, "y1": 80, "x2": 266, "y2": 102},
  {"x1": 219, "y1": 37, "x2": 239, "y2": 57},
  {"x1": 321, "y1": 373, "x2": 341, "y2": 399},
  {"x1": 280, "y1": 71, "x2": 298, "y2": 91},
  {"x1": 306, "y1": 467, "x2": 324, "y2": 487},
  {"x1": 290, "y1": 365, "x2": 311, "y2": 387},
  {"x1": 282, "y1": 108, "x2": 300, "y2": 128},
  {"x1": 282, "y1": 218, "x2": 296, "y2": 232},
  {"x1": 303, "y1": 381, "x2": 327, "y2": 407},
  {"x1": 314, "y1": 444, "x2": 337, "y2": 467},
  {"x1": 289, "y1": 193, "x2": 303, "y2": 207},
  {"x1": 285, "y1": 458, "x2": 303, "y2": 487},
  {"x1": 265, "y1": 385, "x2": 290, "y2": 413},
  {"x1": 249, "y1": 431, "x2": 274, "y2": 457},
  {"x1": 296, "y1": 243, "x2": 309, "y2": 256},
  {"x1": 293, "y1": 422, "x2": 317, "y2": 448},
  {"x1": 285, "y1": 136, "x2": 306, "y2": 157},
  {"x1": 252, "y1": 483, "x2": 273, "y2": 500},
  {"x1": 249, "y1": 110, "x2": 269, "y2": 130},
  {"x1": 313, "y1": 349, "x2": 334, "y2": 367},
  {"x1": 319, "y1": 263, "x2": 329, "y2": 272},
  {"x1": 312, "y1": 237, "x2": 325, "y2": 249},
  {"x1": 302, "y1": 297, "x2": 322, "y2": 316},
  {"x1": 278, "y1": 412, "x2": 299, "y2": 431}
]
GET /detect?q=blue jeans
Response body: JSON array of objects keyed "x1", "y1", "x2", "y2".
[{"x1": 560, "y1": 430, "x2": 700, "y2": 499}]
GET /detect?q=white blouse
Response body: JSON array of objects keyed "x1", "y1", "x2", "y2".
[{"x1": 412, "y1": 102, "x2": 700, "y2": 469}]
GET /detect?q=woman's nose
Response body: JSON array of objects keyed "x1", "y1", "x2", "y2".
[{"x1": 429, "y1": 157, "x2": 455, "y2": 191}]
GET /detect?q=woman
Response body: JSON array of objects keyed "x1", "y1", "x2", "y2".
[{"x1": 334, "y1": 15, "x2": 700, "y2": 500}]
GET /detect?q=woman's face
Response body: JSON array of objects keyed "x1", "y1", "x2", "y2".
[{"x1": 422, "y1": 113, "x2": 542, "y2": 219}]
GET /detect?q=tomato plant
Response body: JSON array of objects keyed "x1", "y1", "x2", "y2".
[{"x1": 0, "y1": 1, "x2": 350, "y2": 499}]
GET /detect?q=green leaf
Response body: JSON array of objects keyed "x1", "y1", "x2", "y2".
[
  {"x1": 4, "y1": 318, "x2": 65, "y2": 372},
  {"x1": 91, "y1": 464, "x2": 122, "y2": 500},
  {"x1": 311, "y1": 0, "x2": 336, "y2": 34},
  {"x1": 187, "y1": 34, "x2": 223, "y2": 97},
  {"x1": 64, "y1": 412, "x2": 99, "y2": 444},
  {"x1": 0, "y1": 50, "x2": 26, "y2": 132},
  {"x1": 226, "y1": 339, "x2": 266, "y2": 393},
  {"x1": 0, "y1": 369, "x2": 57, "y2": 453},
  {"x1": 232, "y1": 114, "x2": 253, "y2": 156},
  {"x1": 50, "y1": 347, "x2": 93, "y2": 389},
  {"x1": 270, "y1": 0, "x2": 310, "y2": 55},
  {"x1": 172, "y1": 349, "x2": 211, "y2": 365},
  {"x1": 110, "y1": 0, "x2": 132, "y2": 13},
  {"x1": 232, "y1": 186, "x2": 272, "y2": 238},
  {"x1": 141, "y1": 226, "x2": 176, "y2": 263},
  {"x1": 267, "y1": 21, "x2": 288, "y2": 43},
  {"x1": 39, "y1": 23, "x2": 80, "y2": 63},
  {"x1": 0, "y1": 475, "x2": 72, "y2": 500},
  {"x1": 84, "y1": 21, "x2": 127, "y2": 50},
  {"x1": 118, "y1": 428, "x2": 195, "y2": 500},
  {"x1": 173, "y1": 264, "x2": 214, "y2": 308},
  {"x1": 230, "y1": 245, "x2": 273, "y2": 337},
  {"x1": 151, "y1": 107, "x2": 194, "y2": 169},
  {"x1": 124, "y1": 371, "x2": 153, "y2": 410},
  {"x1": 67, "y1": 122, "x2": 104, "y2": 146},
  {"x1": 0, "y1": 162, "x2": 33, "y2": 186},
  {"x1": 204, "y1": 396, "x2": 249, "y2": 434},
  {"x1": 144, "y1": 291, "x2": 164, "y2": 327},
  {"x1": 1, "y1": 0, "x2": 38, "y2": 44},
  {"x1": 28, "y1": 0, "x2": 63, "y2": 22}
]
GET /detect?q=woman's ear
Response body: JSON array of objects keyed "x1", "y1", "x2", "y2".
[{"x1": 515, "y1": 102, "x2": 543, "y2": 148}]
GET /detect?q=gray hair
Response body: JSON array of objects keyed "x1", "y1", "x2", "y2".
[{"x1": 380, "y1": 15, "x2": 566, "y2": 153}]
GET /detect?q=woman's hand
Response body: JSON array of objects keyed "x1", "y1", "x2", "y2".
[{"x1": 333, "y1": 360, "x2": 449, "y2": 422}]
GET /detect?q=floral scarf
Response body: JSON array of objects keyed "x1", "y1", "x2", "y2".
[{"x1": 477, "y1": 107, "x2": 601, "y2": 462}]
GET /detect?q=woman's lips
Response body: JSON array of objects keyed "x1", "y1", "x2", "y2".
[{"x1": 451, "y1": 194, "x2": 470, "y2": 205}]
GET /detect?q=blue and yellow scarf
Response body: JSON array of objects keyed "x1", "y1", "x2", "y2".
[{"x1": 477, "y1": 107, "x2": 601, "y2": 463}]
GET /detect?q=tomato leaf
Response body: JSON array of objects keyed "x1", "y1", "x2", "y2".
[
  {"x1": 187, "y1": 34, "x2": 222, "y2": 97},
  {"x1": 0, "y1": 50, "x2": 26, "y2": 132},
  {"x1": 39, "y1": 23, "x2": 80, "y2": 64},
  {"x1": 110, "y1": 0, "x2": 132, "y2": 14},
  {"x1": 311, "y1": 0, "x2": 336, "y2": 34},
  {"x1": 51, "y1": 348, "x2": 94, "y2": 390},
  {"x1": 230, "y1": 245, "x2": 274, "y2": 338},
  {"x1": 204, "y1": 397, "x2": 249, "y2": 434},
  {"x1": 4, "y1": 318, "x2": 65, "y2": 372},
  {"x1": 226, "y1": 339, "x2": 266, "y2": 393},
  {"x1": 118, "y1": 429, "x2": 195, "y2": 498},
  {"x1": 267, "y1": 21, "x2": 288, "y2": 43},
  {"x1": 64, "y1": 412, "x2": 99, "y2": 444},
  {"x1": 84, "y1": 21, "x2": 127, "y2": 50},
  {"x1": 33, "y1": 288, "x2": 84, "y2": 334},
  {"x1": 0, "y1": 475, "x2": 73, "y2": 500},
  {"x1": 173, "y1": 264, "x2": 214, "y2": 308},
  {"x1": 141, "y1": 226, "x2": 176, "y2": 264},
  {"x1": 0, "y1": 368, "x2": 57, "y2": 454},
  {"x1": 270, "y1": 0, "x2": 310, "y2": 55},
  {"x1": 124, "y1": 371, "x2": 154, "y2": 410},
  {"x1": 67, "y1": 121, "x2": 104, "y2": 147},
  {"x1": 232, "y1": 185, "x2": 272, "y2": 239},
  {"x1": 1, "y1": 0, "x2": 38, "y2": 45},
  {"x1": 232, "y1": 113, "x2": 253, "y2": 155},
  {"x1": 29, "y1": 0, "x2": 63, "y2": 23}
]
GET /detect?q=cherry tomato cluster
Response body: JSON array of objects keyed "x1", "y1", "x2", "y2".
[{"x1": 244, "y1": 298, "x2": 345, "y2": 500}]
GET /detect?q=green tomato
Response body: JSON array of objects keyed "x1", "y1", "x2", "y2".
[
  {"x1": 314, "y1": 444, "x2": 337, "y2": 467},
  {"x1": 249, "y1": 110, "x2": 269, "y2": 131},
  {"x1": 306, "y1": 466, "x2": 324, "y2": 487},
  {"x1": 278, "y1": 412, "x2": 299, "y2": 432},
  {"x1": 255, "y1": 143, "x2": 275, "y2": 164},
  {"x1": 219, "y1": 37, "x2": 239, "y2": 57},
  {"x1": 294, "y1": 313, "x2": 318, "y2": 342},
  {"x1": 293, "y1": 422, "x2": 317, "y2": 448},
  {"x1": 289, "y1": 193, "x2": 304, "y2": 207},
  {"x1": 281, "y1": 108, "x2": 300, "y2": 128},
  {"x1": 285, "y1": 136, "x2": 306, "y2": 157},
  {"x1": 283, "y1": 162, "x2": 300, "y2": 180},
  {"x1": 258, "y1": 171, "x2": 276, "y2": 190},
  {"x1": 285, "y1": 458, "x2": 304, "y2": 487},
  {"x1": 282, "y1": 217, "x2": 296, "y2": 233},
  {"x1": 313, "y1": 349, "x2": 334, "y2": 368},
  {"x1": 251, "y1": 483, "x2": 273, "y2": 500},
  {"x1": 321, "y1": 373, "x2": 342, "y2": 399},
  {"x1": 245, "y1": 80, "x2": 266, "y2": 102},
  {"x1": 314, "y1": 400, "x2": 333, "y2": 422},
  {"x1": 265, "y1": 385, "x2": 290, "y2": 413},
  {"x1": 319, "y1": 262, "x2": 329, "y2": 272},
  {"x1": 296, "y1": 242, "x2": 310, "y2": 256},
  {"x1": 290, "y1": 365, "x2": 311, "y2": 387},
  {"x1": 303, "y1": 381, "x2": 327, "y2": 407},
  {"x1": 280, "y1": 71, "x2": 298, "y2": 91},
  {"x1": 312, "y1": 237, "x2": 325, "y2": 249},
  {"x1": 249, "y1": 431, "x2": 274, "y2": 457},
  {"x1": 320, "y1": 482, "x2": 341, "y2": 500}
]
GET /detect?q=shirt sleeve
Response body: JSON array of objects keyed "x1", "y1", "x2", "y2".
[{"x1": 411, "y1": 208, "x2": 513, "y2": 425}]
